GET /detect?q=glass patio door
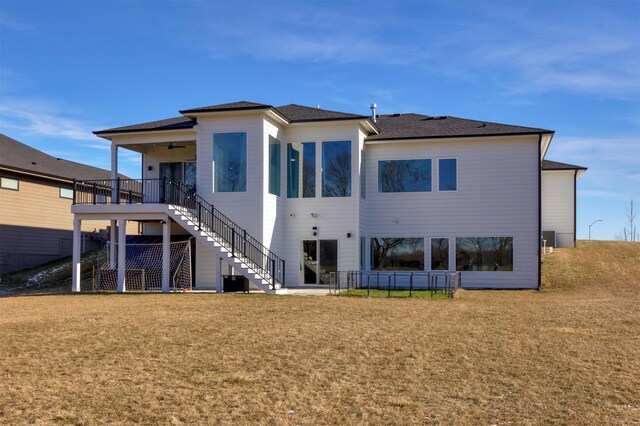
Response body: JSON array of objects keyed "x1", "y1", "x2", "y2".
[
  {"x1": 160, "y1": 161, "x2": 196, "y2": 191},
  {"x1": 301, "y1": 240, "x2": 338, "y2": 284}
]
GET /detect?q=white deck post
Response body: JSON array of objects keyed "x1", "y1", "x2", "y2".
[
  {"x1": 117, "y1": 218, "x2": 126, "y2": 293},
  {"x1": 72, "y1": 218, "x2": 82, "y2": 292},
  {"x1": 109, "y1": 219, "x2": 117, "y2": 264},
  {"x1": 161, "y1": 217, "x2": 170, "y2": 293}
]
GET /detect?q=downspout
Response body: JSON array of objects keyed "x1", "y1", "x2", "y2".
[
  {"x1": 537, "y1": 134, "x2": 542, "y2": 291},
  {"x1": 574, "y1": 170, "x2": 578, "y2": 247}
]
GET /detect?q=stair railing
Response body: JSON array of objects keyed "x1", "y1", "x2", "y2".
[
  {"x1": 164, "y1": 180, "x2": 285, "y2": 289},
  {"x1": 73, "y1": 178, "x2": 285, "y2": 288}
]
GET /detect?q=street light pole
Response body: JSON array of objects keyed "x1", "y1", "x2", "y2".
[{"x1": 589, "y1": 219, "x2": 603, "y2": 240}]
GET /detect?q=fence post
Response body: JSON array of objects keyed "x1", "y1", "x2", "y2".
[
  {"x1": 198, "y1": 203, "x2": 202, "y2": 231},
  {"x1": 115, "y1": 177, "x2": 120, "y2": 204},
  {"x1": 160, "y1": 177, "x2": 166, "y2": 204},
  {"x1": 92, "y1": 183, "x2": 97, "y2": 205},
  {"x1": 409, "y1": 272, "x2": 413, "y2": 297},
  {"x1": 72, "y1": 179, "x2": 77, "y2": 205}
]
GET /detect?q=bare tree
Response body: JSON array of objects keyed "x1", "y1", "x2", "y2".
[{"x1": 620, "y1": 200, "x2": 639, "y2": 242}]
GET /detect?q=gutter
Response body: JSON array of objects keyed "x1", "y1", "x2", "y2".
[
  {"x1": 574, "y1": 169, "x2": 578, "y2": 247},
  {"x1": 537, "y1": 134, "x2": 542, "y2": 291}
]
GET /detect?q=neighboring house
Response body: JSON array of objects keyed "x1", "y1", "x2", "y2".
[
  {"x1": 541, "y1": 160, "x2": 587, "y2": 249},
  {"x1": 70, "y1": 101, "x2": 585, "y2": 293},
  {"x1": 0, "y1": 133, "x2": 136, "y2": 275}
]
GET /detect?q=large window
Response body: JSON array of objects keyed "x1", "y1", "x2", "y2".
[
  {"x1": 1, "y1": 177, "x2": 18, "y2": 190},
  {"x1": 287, "y1": 142, "x2": 315, "y2": 198},
  {"x1": 322, "y1": 141, "x2": 351, "y2": 197},
  {"x1": 213, "y1": 132, "x2": 247, "y2": 192},
  {"x1": 439, "y1": 158, "x2": 457, "y2": 191},
  {"x1": 378, "y1": 159, "x2": 431, "y2": 193},
  {"x1": 371, "y1": 237, "x2": 424, "y2": 270},
  {"x1": 431, "y1": 238, "x2": 449, "y2": 270},
  {"x1": 456, "y1": 237, "x2": 513, "y2": 271},
  {"x1": 269, "y1": 136, "x2": 281, "y2": 196}
]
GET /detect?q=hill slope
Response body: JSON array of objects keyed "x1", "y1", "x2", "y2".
[{"x1": 542, "y1": 240, "x2": 640, "y2": 295}]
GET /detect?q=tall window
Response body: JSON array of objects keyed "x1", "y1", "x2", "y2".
[
  {"x1": 456, "y1": 237, "x2": 513, "y2": 271},
  {"x1": 378, "y1": 159, "x2": 431, "y2": 193},
  {"x1": 287, "y1": 142, "x2": 315, "y2": 198},
  {"x1": 439, "y1": 158, "x2": 457, "y2": 191},
  {"x1": 431, "y1": 238, "x2": 449, "y2": 270},
  {"x1": 213, "y1": 132, "x2": 247, "y2": 192},
  {"x1": 371, "y1": 237, "x2": 424, "y2": 270},
  {"x1": 269, "y1": 136, "x2": 281, "y2": 196},
  {"x1": 322, "y1": 141, "x2": 351, "y2": 197}
]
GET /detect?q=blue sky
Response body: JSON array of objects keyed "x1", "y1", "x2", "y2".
[{"x1": 1, "y1": 0, "x2": 638, "y2": 240}]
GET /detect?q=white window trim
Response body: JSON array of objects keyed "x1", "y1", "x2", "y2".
[
  {"x1": 0, "y1": 177, "x2": 19, "y2": 191},
  {"x1": 59, "y1": 187, "x2": 74, "y2": 199},
  {"x1": 437, "y1": 157, "x2": 458, "y2": 193}
]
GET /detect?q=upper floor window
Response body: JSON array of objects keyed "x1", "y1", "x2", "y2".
[
  {"x1": 322, "y1": 141, "x2": 351, "y2": 197},
  {"x1": 287, "y1": 142, "x2": 315, "y2": 198},
  {"x1": 378, "y1": 159, "x2": 431, "y2": 193},
  {"x1": 213, "y1": 132, "x2": 246, "y2": 192},
  {"x1": 439, "y1": 158, "x2": 457, "y2": 191},
  {"x1": 60, "y1": 188, "x2": 74, "y2": 199},
  {"x1": 0, "y1": 177, "x2": 19, "y2": 191},
  {"x1": 269, "y1": 136, "x2": 281, "y2": 196},
  {"x1": 456, "y1": 237, "x2": 513, "y2": 271}
]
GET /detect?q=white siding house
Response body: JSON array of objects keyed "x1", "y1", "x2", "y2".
[
  {"x1": 541, "y1": 160, "x2": 587, "y2": 248},
  {"x1": 71, "y1": 101, "x2": 583, "y2": 293}
]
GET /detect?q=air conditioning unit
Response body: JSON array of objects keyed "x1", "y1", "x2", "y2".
[{"x1": 542, "y1": 231, "x2": 556, "y2": 253}]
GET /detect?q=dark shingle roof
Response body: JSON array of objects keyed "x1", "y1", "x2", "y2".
[
  {"x1": 94, "y1": 116, "x2": 196, "y2": 135},
  {"x1": 179, "y1": 101, "x2": 272, "y2": 115},
  {"x1": 0, "y1": 133, "x2": 120, "y2": 182},
  {"x1": 365, "y1": 113, "x2": 552, "y2": 141},
  {"x1": 93, "y1": 101, "x2": 553, "y2": 140},
  {"x1": 542, "y1": 159, "x2": 587, "y2": 171},
  {"x1": 275, "y1": 104, "x2": 367, "y2": 122}
]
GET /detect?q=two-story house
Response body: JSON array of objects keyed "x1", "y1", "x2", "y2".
[{"x1": 70, "y1": 101, "x2": 585, "y2": 293}]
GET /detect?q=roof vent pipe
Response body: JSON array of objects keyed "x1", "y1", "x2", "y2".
[{"x1": 370, "y1": 103, "x2": 377, "y2": 123}]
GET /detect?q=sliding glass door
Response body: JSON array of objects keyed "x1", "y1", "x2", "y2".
[{"x1": 301, "y1": 240, "x2": 338, "y2": 284}]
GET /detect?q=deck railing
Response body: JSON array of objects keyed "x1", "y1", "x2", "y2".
[
  {"x1": 329, "y1": 271, "x2": 461, "y2": 298},
  {"x1": 73, "y1": 178, "x2": 285, "y2": 288}
]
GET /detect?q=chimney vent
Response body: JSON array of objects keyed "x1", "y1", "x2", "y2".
[{"x1": 370, "y1": 103, "x2": 377, "y2": 123}]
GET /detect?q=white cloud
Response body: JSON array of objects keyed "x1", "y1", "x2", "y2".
[
  {"x1": 0, "y1": 11, "x2": 34, "y2": 31},
  {"x1": 0, "y1": 98, "x2": 100, "y2": 141}
]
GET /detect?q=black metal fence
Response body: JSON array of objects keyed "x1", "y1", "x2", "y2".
[
  {"x1": 329, "y1": 271, "x2": 461, "y2": 299},
  {"x1": 73, "y1": 178, "x2": 285, "y2": 289}
]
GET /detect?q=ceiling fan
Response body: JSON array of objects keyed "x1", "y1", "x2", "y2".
[{"x1": 168, "y1": 142, "x2": 186, "y2": 150}]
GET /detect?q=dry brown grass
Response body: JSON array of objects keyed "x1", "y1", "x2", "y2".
[{"x1": 1, "y1": 241, "x2": 638, "y2": 425}]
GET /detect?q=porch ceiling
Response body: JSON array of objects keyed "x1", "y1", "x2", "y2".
[{"x1": 117, "y1": 140, "x2": 196, "y2": 154}]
